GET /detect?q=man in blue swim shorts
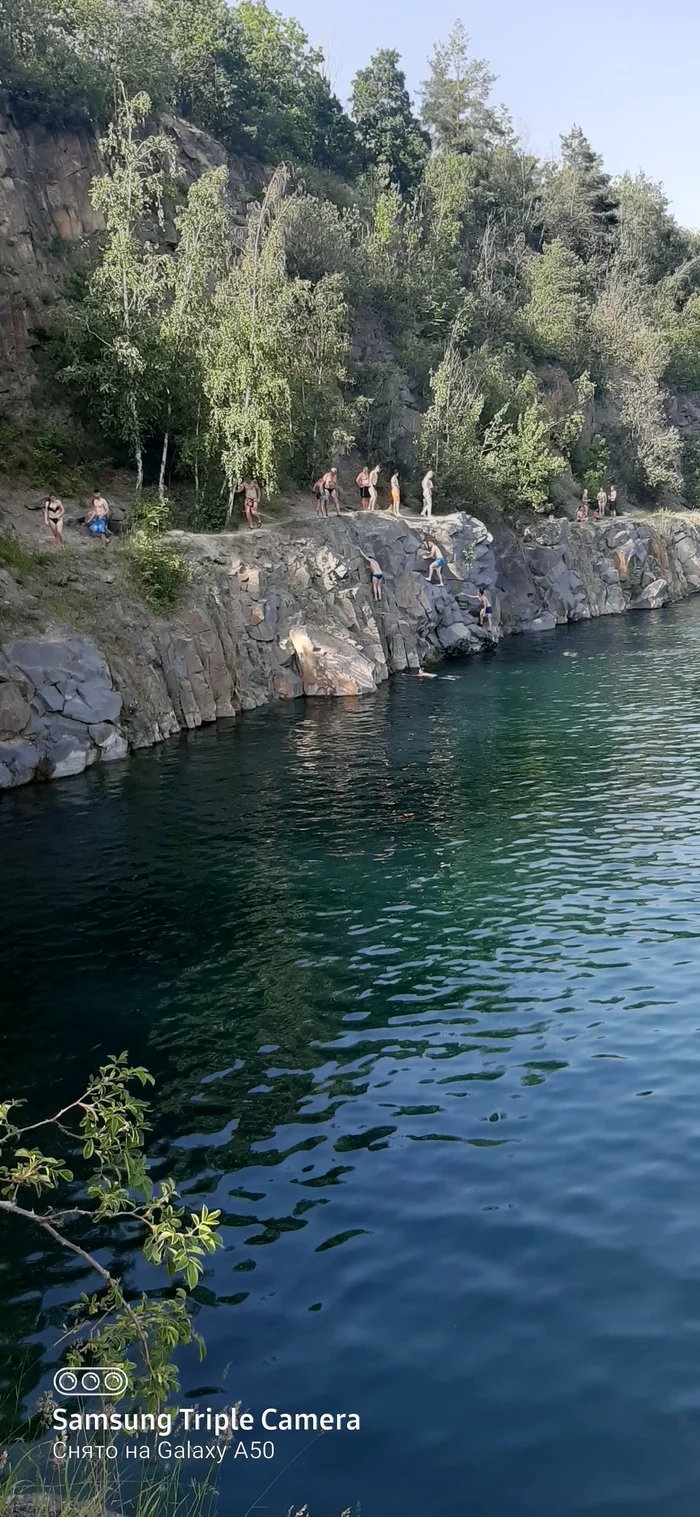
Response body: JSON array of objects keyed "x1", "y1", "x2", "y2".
[{"x1": 86, "y1": 489, "x2": 111, "y2": 544}]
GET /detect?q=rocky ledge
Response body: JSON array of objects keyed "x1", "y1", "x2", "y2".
[{"x1": 2, "y1": 509, "x2": 700, "y2": 789}]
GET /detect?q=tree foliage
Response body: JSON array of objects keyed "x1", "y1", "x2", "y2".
[
  {"x1": 0, "y1": 1054, "x2": 222, "y2": 1410},
  {"x1": 420, "y1": 21, "x2": 508, "y2": 156},
  {"x1": 351, "y1": 49, "x2": 430, "y2": 193}
]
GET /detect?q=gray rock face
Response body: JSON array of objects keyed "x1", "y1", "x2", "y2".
[
  {"x1": 0, "y1": 634, "x2": 127, "y2": 786},
  {"x1": 3, "y1": 510, "x2": 700, "y2": 790}
]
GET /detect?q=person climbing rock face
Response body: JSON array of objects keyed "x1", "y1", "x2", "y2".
[
  {"x1": 44, "y1": 492, "x2": 65, "y2": 549},
  {"x1": 421, "y1": 470, "x2": 435, "y2": 518},
  {"x1": 426, "y1": 539, "x2": 445, "y2": 585},
  {"x1": 356, "y1": 466, "x2": 371, "y2": 510},
  {"x1": 360, "y1": 549, "x2": 383, "y2": 601}
]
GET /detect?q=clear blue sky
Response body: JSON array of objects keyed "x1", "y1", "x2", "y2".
[{"x1": 273, "y1": 0, "x2": 700, "y2": 229}]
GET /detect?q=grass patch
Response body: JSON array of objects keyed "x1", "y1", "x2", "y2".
[{"x1": 0, "y1": 533, "x2": 47, "y2": 580}]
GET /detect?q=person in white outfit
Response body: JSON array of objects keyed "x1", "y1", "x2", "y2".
[{"x1": 421, "y1": 469, "x2": 434, "y2": 518}]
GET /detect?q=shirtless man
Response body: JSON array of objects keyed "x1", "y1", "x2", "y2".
[
  {"x1": 608, "y1": 483, "x2": 618, "y2": 516},
  {"x1": 421, "y1": 469, "x2": 435, "y2": 518},
  {"x1": 86, "y1": 489, "x2": 110, "y2": 544},
  {"x1": 356, "y1": 466, "x2": 371, "y2": 511},
  {"x1": 360, "y1": 549, "x2": 383, "y2": 602},
  {"x1": 241, "y1": 479, "x2": 261, "y2": 529},
  {"x1": 44, "y1": 492, "x2": 65, "y2": 549},
  {"x1": 426, "y1": 539, "x2": 445, "y2": 586},
  {"x1": 323, "y1": 467, "x2": 340, "y2": 516},
  {"x1": 595, "y1": 487, "x2": 607, "y2": 520},
  {"x1": 390, "y1": 471, "x2": 401, "y2": 516},
  {"x1": 368, "y1": 464, "x2": 380, "y2": 512}
]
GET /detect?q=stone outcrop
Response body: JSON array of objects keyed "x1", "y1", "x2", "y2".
[
  {"x1": 2, "y1": 509, "x2": 700, "y2": 789},
  {"x1": 0, "y1": 636, "x2": 126, "y2": 786}
]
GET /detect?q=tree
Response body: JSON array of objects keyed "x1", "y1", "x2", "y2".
[
  {"x1": 62, "y1": 88, "x2": 175, "y2": 493},
  {"x1": 482, "y1": 395, "x2": 567, "y2": 511},
  {"x1": 421, "y1": 342, "x2": 488, "y2": 509},
  {"x1": 290, "y1": 273, "x2": 354, "y2": 478},
  {"x1": 205, "y1": 167, "x2": 299, "y2": 512},
  {"x1": 520, "y1": 239, "x2": 590, "y2": 370},
  {"x1": 154, "y1": 0, "x2": 254, "y2": 151},
  {"x1": 234, "y1": 0, "x2": 356, "y2": 170},
  {"x1": 420, "y1": 21, "x2": 507, "y2": 156},
  {"x1": 614, "y1": 171, "x2": 688, "y2": 284},
  {"x1": 589, "y1": 272, "x2": 681, "y2": 494},
  {"x1": 0, "y1": 1054, "x2": 221, "y2": 1410},
  {"x1": 161, "y1": 164, "x2": 233, "y2": 501},
  {"x1": 542, "y1": 126, "x2": 619, "y2": 263},
  {"x1": 351, "y1": 49, "x2": 430, "y2": 194}
]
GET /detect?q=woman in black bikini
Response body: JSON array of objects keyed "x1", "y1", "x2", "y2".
[{"x1": 44, "y1": 492, "x2": 65, "y2": 549}]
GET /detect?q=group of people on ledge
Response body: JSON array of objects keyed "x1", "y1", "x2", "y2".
[
  {"x1": 43, "y1": 489, "x2": 112, "y2": 549},
  {"x1": 311, "y1": 465, "x2": 437, "y2": 521},
  {"x1": 576, "y1": 484, "x2": 618, "y2": 522}
]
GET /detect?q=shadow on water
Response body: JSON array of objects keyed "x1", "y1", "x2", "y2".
[{"x1": 3, "y1": 601, "x2": 700, "y2": 1514}]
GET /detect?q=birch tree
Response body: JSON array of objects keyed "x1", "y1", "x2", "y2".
[{"x1": 67, "y1": 86, "x2": 175, "y2": 494}]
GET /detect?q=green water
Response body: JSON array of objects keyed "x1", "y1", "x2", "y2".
[{"x1": 3, "y1": 601, "x2": 700, "y2": 1515}]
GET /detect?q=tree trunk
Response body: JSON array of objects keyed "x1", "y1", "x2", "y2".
[
  {"x1": 225, "y1": 479, "x2": 235, "y2": 526},
  {"x1": 159, "y1": 432, "x2": 169, "y2": 502}
]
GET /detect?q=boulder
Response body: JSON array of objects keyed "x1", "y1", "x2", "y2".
[
  {"x1": 527, "y1": 612, "x2": 558, "y2": 633},
  {"x1": 0, "y1": 681, "x2": 30, "y2": 736},
  {"x1": 632, "y1": 577, "x2": 668, "y2": 610}
]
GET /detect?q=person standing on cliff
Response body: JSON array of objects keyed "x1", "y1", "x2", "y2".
[
  {"x1": 421, "y1": 470, "x2": 435, "y2": 518},
  {"x1": 360, "y1": 549, "x2": 383, "y2": 601},
  {"x1": 86, "y1": 489, "x2": 110, "y2": 544},
  {"x1": 580, "y1": 489, "x2": 589, "y2": 519},
  {"x1": 356, "y1": 466, "x2": 371, "y2": 510},
  {"x1": 390, "y1": 471, "x2": 401, "y2": 516},
  {"x1": 44, "y1": 492, "x2": 65, "y2": 549},
  {"x1": 608, "y1": 483, "x2": 618, "y2": 516},
  {"x1": 313, "y1": 474, "x2": 328, "y2": 516},
  {"x1": 595, "y1": 487, "x2": 607, "y2": 519},
  {"x1": 240, "y1": 480, "x2": 261, "y2": 529},
  {"x1": 368, "y1": 464, "x2": 380, "y2": 511},
  {"x1": 323, "y1": 467, "x2": 340, "y2": 515}
]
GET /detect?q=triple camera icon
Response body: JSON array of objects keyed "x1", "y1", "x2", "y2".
[{"x1": 53, "y1": 1366, "x2": 129, "y2": 1398}]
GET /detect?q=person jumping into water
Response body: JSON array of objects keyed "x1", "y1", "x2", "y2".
[{"x1": 360, "y1": 549, "x2": 383, "y2": 601}]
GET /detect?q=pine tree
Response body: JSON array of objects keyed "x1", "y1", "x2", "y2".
[
  {"x1": 420, "y1": 21, "x2": 508, "y2": 155},
  {"x1": 351, "y1": 49, "x2": 430, "y2": 194}
]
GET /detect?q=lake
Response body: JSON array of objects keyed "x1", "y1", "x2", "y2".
[{"x1": 2, "y1": 600, "x2": 700, "y2": 1516}]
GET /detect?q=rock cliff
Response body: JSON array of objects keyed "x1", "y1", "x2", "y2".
[{"x1": 2, "y1": 508, "x2": 700, "y2": 789}]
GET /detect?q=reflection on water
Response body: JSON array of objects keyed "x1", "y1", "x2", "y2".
[{"x1": 3, "y1": 601, "x2": 700, "y2": 1515}]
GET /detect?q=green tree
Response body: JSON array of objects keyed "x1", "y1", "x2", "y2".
[
  {"x1": 0, "y1": 1054, "x2": 221, "y2": 1410},
  {"x1": 520, "y1": 239, "x2": 590, "y2": 370},
  {"x1": 351, "y1": 49, "x2": 430, "y2": 193},
  {"x1": 542, "y1": 126, "x2": 619, "y2": 263},
  {"x1": 234, "y1": 0, "x2": 356, "y2": 171},
  {"x1": 421, "y1": 342, "x2": 488, "y2": 509},
  {"x1": 205, "y1": 167, "x2": 298, "y2": 511},
  {"x1": 482, "y1": 395, "x2": 567, "y2": 511},
  {"x1": 290, "y1": 273, "x2": 354, "y2": 478},
  {"x1": 420, "y1": 21, "x2": 508, "y2": 156},
  {"x1": 154, "y1": 0, "x2": 254, "y2": 151},
  {"x1": 590, "y1": 271, "x2": 681, "y2": 494},
  {"x1": 614, "y1": 171, "x2": 688, "y2": 284},
  {"x1": 62, "y1": 88, "x2": 175, "y2": 493},
  {"x1": 161, "y1": 164, "x2": 233, "y2": 501}
]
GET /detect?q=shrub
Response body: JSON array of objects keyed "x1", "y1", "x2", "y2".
[{"x1": 126, "y1": 531, "x2": 190, "y2": 613}]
